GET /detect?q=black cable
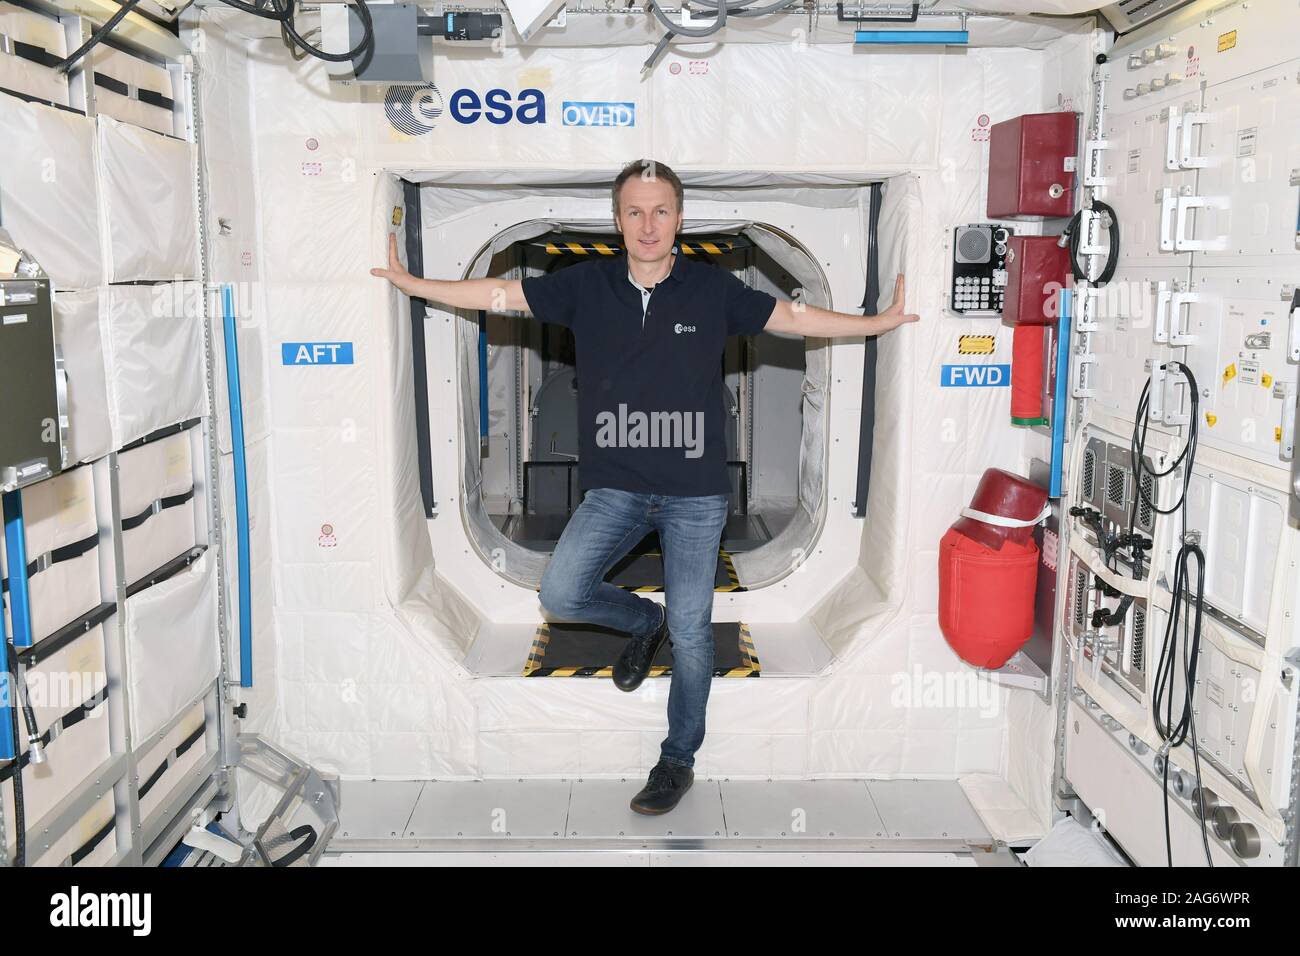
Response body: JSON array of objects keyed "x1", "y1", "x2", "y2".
[
  {"x1": 1151, "y1": 537, "x2": 1211, "y2": 866},
  {"x1": 1129, "y1": 361, "x2": 1199, "y2": 536},
  {"x1": 280, "y1": 16, "x2": 312, "y2": 62},
  {"x1": 1062, "y1": 200, "x2": 1120, "y2": 287},
  {"x1": 6, "y1": 642, "x2": 26, "y2": 866},
  {"x1": 56, "y1": 0, "x2": 376, "y2": 73},
  {"x1": 1092, "y1": 593, "x2": 1133, "y2": 629},
  {"x1": 216, "y1": 0, "x2": 291, "y2": 21},
  {"x1": 642, "y1": 0, "x2": 800, "y2": 72},
  {"x1": 57, "y1": 0, "x2": 143, "y2": 74},
  {"x1": 280, "y1": 0, "x2": 375, "y2": 63},
  {"x1": 1129, "y1": 361, "x2": 1212, "y2": 867}
]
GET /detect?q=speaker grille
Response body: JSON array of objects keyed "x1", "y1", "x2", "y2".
[
  {"x1": 1138, "y1": 472, "x2": 1155, "y2": 530},
  {"x1": 1074, "y1": 568, "x2": 1089, "y2": 630},
  {"x1": 1106, "y1": 464, "x2": 1126, "y2": 508},
  {"x1": 1082, "y1": 448, "x2": 1096, "y2": 502},
  {"x1": 1131, "y1": 605, "x2": 1146, "y2": 671},
  {"x1": 955, "y1": 227, "x2": 991, "y2": 264}
]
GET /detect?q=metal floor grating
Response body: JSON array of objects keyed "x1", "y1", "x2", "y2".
[{"x1": 323, "y1": 778, "x2": 1007, "y2": 864}]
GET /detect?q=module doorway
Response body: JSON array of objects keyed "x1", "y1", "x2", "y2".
[{"x1": 449, "y1": 219, "x2": 835, "y2": 593}]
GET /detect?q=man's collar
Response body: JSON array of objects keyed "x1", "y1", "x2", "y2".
[{"x1": 622, "y1": 245, "x2": 685, "y2": 288}]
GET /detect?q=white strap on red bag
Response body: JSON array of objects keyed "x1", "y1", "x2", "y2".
[{"x1": 959, "y1": 502, "x2": 1053, "y2": 529}]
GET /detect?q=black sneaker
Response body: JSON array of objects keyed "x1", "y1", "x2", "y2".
[
  {"x1": 630, "y1": 760, "x2": 694, "y2": 815},
  {"x1": 613, "y1": 606, "x2": 669, "y2": 692}
]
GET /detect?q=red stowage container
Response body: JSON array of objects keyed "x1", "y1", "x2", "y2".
[
  {"x1": 1002, "y1": 235, "x2": 1072, "y2": 327},
  {"x1": 987, "y1": 112, "x2": 1078, "y2": 219},
  {"x1": 938, "y1": 469, "x2": 1048, "y2": 668},
  {"x1": 1011, "y1": 324, "x2": 1049, "y2": 426}
]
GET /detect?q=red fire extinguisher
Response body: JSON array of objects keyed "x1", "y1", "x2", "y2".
[{"x1": 938, "y1": 469, "x2": 1050, "y2": 668}]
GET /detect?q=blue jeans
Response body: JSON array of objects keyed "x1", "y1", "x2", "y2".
[{"x1": 538, "y1": 487, "x2": 730, "y2": 769}]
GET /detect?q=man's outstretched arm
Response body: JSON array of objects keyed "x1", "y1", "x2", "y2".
[
  {"x1": 371, "y1": 233, "x2": 532, "y2": 313},
  {"x1": 764, "y1": 274, "x2": 919, "y2": 337}
]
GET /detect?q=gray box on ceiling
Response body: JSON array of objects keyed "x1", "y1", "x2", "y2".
[{"x1": 348, "y1": 2, "x2": 434, "y2": 83}]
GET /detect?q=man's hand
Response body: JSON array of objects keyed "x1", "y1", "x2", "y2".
[
  {"x1": 876, "y1": 275, "x2": 920, "y2": 333},
  {"x1": 370, "y1": 232, "x2": 531, "y2": 312},
  {"x1": 765, "y1": 273, "x2": 920, "y2": 337},
  {"x1": 370, "y1": 233, "x2": 421, "y2": 296}
]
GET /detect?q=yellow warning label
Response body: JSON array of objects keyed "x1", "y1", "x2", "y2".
[
  {"x1": 1217, "y1": 30, "x2": 1237, "y2": 53},
  {"x1": 391, "y1": 206, "x2": 403, "y2": 226},
  {"x1": 1222, "y1": 363, "x2": 1237, "y2": 384},
  {"x1": 1276, "y1": 427, "x2": 1283, "y2": 443},
  {"x1": 1205, "y1": 412, "x2": 1218, "y2": 427},
  {"x1": 958, "y1": 334, "x2": 997, "y2": 355},
  {"x1": 1261, "y1": 372, "x2": 1274, "y2": 389}
]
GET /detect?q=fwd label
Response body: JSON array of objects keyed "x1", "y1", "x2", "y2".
[{"x1": 941, "y1": 364, "x2": 1010, "y2": 387}]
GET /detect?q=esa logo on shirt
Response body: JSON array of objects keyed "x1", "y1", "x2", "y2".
[{"x1": 673, "y1": 323, "x2": 697, "y2": 334}]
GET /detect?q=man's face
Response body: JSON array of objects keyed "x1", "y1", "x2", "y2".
[{"x1": 615, "y1": 176, "x2": 682, "y2": 265}]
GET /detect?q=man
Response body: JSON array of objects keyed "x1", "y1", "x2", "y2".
[{"x1": 372, "y1": 159, "x2": 918, "y2": 814}]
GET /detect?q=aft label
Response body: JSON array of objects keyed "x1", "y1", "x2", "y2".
[{"x1": 282, "y1": 342, "x2": 355, "y2": 365}]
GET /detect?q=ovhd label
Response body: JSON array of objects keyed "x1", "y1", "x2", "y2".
[
  {"x1": 561, "y1": 101, "x2": 635, "y2": 127},
  {"x1": 941, "y1": 364, "x2": 1010, "y2": 387},
  {"x1": 282, "y1": 342, "x2": 354, "y2": 365}
]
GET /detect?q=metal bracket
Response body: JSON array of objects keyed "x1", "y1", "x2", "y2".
[
  {"x1": 1280, "y1": 383, "x2": 1296, "y2": 462},
  {"x1": 1075, "y1": 286, "x2": 1102, "y2": 333},
  {"x1": 1164, "y1": 104, "x2": 1182, "y2": 171},
  {"x1": 1153, "y1": 280, "x2": 1173, "y2": 342},
  {"x1": 1179, "y1": 111, "x2": 1213, "y2": 169},
  {"x1": 1071, "y1": 352, "x2": 1098, "y2": 398},
  {"x1": 1175, "y1": 195, "x2": 1229, "y2": 251},
  {"x1": 1169, "y1": 290, "x2": 1201, "y2": 345},
  {"x1": 1158, "y1": 188, "x2": 1179, "y2": 252},
  {"x1": 1084, "y1": 139, "x2": 1113, "y2": 187},
  {"x1": 1287, "y1": 290, "x2": 1300, "y2": 362}
]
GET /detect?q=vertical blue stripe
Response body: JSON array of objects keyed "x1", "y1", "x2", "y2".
[
  {"x1": 1, "y1": 489, "x2": 32, "y2": 761},
  {"x1": 0, "y1": 543, "x2": 12, "y2": 763},
  {"x1": 3, "y1": 492, "x2": 33, "y2": 650},
  {"x1": 221, "y1": 286, "x2": 254, "y2": 688},
  {"x1": 1050, "y1": 289, "x2": 1072, "y2": 498}
]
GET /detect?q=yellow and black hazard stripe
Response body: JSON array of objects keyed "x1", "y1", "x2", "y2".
[
  {"x1": 957, "y1": 334, "x2": 997, "y2": 355},
  {"x1": 610, "y1": 547, "x2": 747, "y2": 593},
  {"x1": 716, "y1": 548, "x2": 745, "y2": 593},
  {"x1": 522, "y1": 622, "x2": 760, "y2": 678},
  {"x1": 522, "y1": 623, "x2": 552, "y2": 676},
  {"x1": 680, "y1": 240, "x2": 736, "y2": 255},
  {"x1": 542, "y1": 240, "x2": 742, "y2": 257},
  {"x1": 543, "y1": 240, "x2": 621, "y2": 256},
  {"x1": 733, "y1": 622, "x2": 761, "y2": 677}
]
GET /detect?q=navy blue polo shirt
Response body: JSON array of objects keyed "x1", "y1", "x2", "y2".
[{"x1": 521, "y1": 250, "x2": 777, "y2": 497}]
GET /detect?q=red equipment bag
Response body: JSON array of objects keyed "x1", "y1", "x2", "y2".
[{"x1": 938, "y1": 468, "x2": 1050, "y2": 668}]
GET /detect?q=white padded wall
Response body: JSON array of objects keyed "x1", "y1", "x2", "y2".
[
  {"x1": 100, "y1": 284, "x2": 206, "y2": 448},
  {"x1": 1, "y1": 628, "x2": 111, "y2": 857},
  {"x1": 0, "y1": 466, "x2": 101, "y2": 644},
  {"x1": 117, "y1": 430, "x2": 197, "y2": 586},
  {"x1": 136, "y1": 701, "x2": 207, "y2": 821},
  {"x1": 0, "y1": 2, "x2": 68, "y2": 106},
  {"x1": 90, "y1": 46, "x2": 175, "y2": 137},
  {"x1": 123, "y1": 552, "x2": 220, "y2": 742},
  {"x1": 97, "y1": 115, "x2": 198, "y2": 282},
  {"x1": 53, "y1": 289, "x2": 114, "y2": 464},
  {"x1": 0, "y1": 95, "x2": 103, "y2": 290}
]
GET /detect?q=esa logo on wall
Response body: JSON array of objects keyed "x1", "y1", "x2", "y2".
[
  {"x1": 385, "y1": 87, "x2": 632, "y2": 134},
  {"x1": 449, "y1": 88, "x2": 546, "y2": 125},
  {"x1": 384, "y1": 83, "x2": 446, "y2": 136},
  {"x1": 385, "y1": 85, "x2": 546, "y2": 134}
]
